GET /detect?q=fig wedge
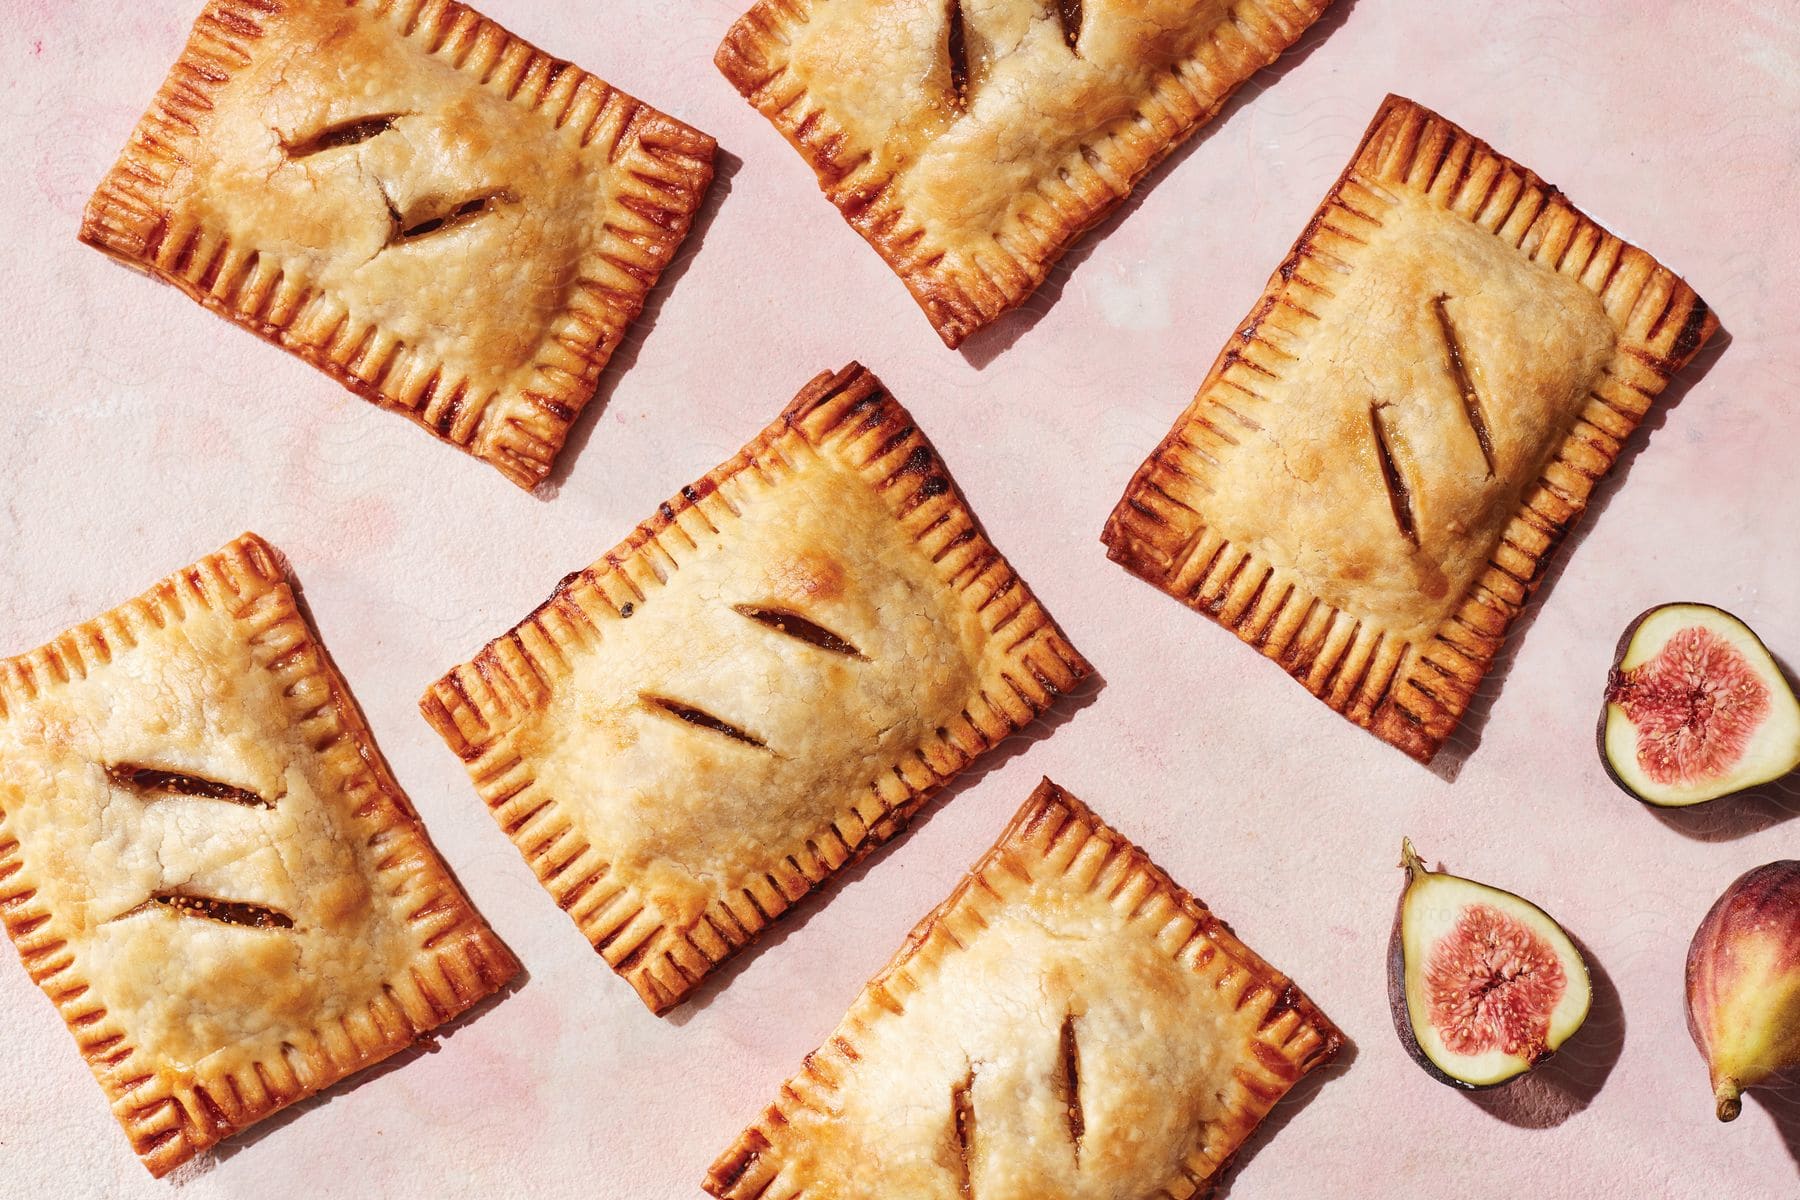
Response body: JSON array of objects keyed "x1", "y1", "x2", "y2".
[
  {"x1": 1599, "y1": 603, "x2": 1800, "y2": 807},
  {"x1": 1389, "y1": 839, "x2": 1591, "y2": 1088},
  {"x1": 1687, "y1": 861, "x2": 1800, "y2": 1121}
]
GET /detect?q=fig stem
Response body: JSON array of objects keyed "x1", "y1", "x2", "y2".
[
  {"x1": 1716, "y1": 1081, "x2": 1742, "y2": 1123},
  {"x1": 1399, "y1": 837, "x2": 1428, "y2": 878}
]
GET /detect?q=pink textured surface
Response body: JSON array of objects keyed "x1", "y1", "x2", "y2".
[{"x1": 1, "y1": 1, "x2": 1796, "y2": 1196}]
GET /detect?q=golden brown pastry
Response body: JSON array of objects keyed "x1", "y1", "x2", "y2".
[
  {"x1": 705, "y1": 778, "x2": 1342, "y2": 1199},
  {"x1": 81, "y1": 0, "x2": 716, "y2": 488},
  {"x1": 1104, "y1": 95, "x2": 1718, "y2": 762},
  {"x1": 0, "y1": 534, "x2": 518, "y2": 1176},
  {"x1": 717, "y1": 0, "x2": 1334, "y2": 347},
  {"x1": 421, "y1": 364, "x2": 1090, "y2": 1013}
]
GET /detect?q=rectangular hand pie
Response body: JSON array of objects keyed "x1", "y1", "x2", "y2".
[
  {"x1": 716, "y1": 0, "x2": 1333, "y2": 348},
  {"x1": 82, "y1": 0, "x2": 716, "y2": 489},
  {"x1": 1103, "y1": 95, "x2": 1718, "y2": 762},
  {"x1": 0, "y1": 534, "x2": 519, "y2": 1176},
  {"x1": 705, "y1": 778, "x2": 1342, "y2": 1199},
  {"x1": 420, "y1": 364, "x2": 1090, "y2": 1013}
]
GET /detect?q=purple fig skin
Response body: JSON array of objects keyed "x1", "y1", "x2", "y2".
[
  {"x1": 1387, "y1": 846, "x2": 1488, "y2": 1089},
  {"x1": 1687, "y1": 861, "x2": 1800, "y2": 1121},
  {"x1": 1386, "y1": 873, "x2": 1486, "y2": 1090},
  {"x1": 1596, "y1": 602, "x2": 1773, "y2": 807}
]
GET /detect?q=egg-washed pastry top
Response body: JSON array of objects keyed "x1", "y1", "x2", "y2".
[
  {"x1": 706, "y1": 778, "x2": 1342, "y2": 1199},
  {"x1": 1104, "y1": 94, "x2": 1717, "y2": 762},
  {"x1": 421, "y1": 364, "x2": 1090, "y2": 1013},
  {"x1": 0, "y1": 533, "x2": 518, "y2": 1176},
  {"x1": 717, "y1": 0, "x2": 1334, "y2": 347},
  {"x1": 81, "y1": 0, "x2": 715, "y2": 488}
]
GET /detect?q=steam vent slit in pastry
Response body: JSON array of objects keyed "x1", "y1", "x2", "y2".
[
  {"x1": 704, "y1": 778, "x2": 1343, "y2": 1199},
  {"x1": 716, "y1": 0, "x2": 1336, "y2": 347},
  {"x1": 1103, "y1": 95, "x2": 1718, "y2": 763},
  {"x1": 0, "y1": 534, "x2": 520, "y2": 1177},
  {"x1": 420, "y1": 364, "x2": 1092, "y2": 1013},
  {"x1": 80, "y1": 0, "x2": 717, "y2": 488}
]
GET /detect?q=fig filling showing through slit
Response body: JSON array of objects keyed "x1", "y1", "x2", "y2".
[
  {"x1": 101, "y1": 762, "x2": 295, "y2": 929},
  {"x1": 114, "y1": 892, "x2": 295, "y2": 930},
  {"x1": 105, "y1": 763, "x2": 269, "y2": 808}
]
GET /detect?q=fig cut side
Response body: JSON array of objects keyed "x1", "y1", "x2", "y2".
[
  {"x1": 1600, "y1": 603, "x2": 1800, "y2": 807},
  {"x1": 1388, "y1": 839, "x2": 1591, "y2": 1089}
]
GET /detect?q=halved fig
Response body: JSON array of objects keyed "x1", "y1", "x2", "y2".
[
  {"x1": 1599, "y1": 603, "x2": 1800, "y2": 807},
  {"x1": 1388, "y1": 839, "x2": 1591, "y2": 1088}
]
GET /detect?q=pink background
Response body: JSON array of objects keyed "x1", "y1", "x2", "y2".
[{"x1": 2, "y1": 1, "x2": 1797, "y2": 1196}]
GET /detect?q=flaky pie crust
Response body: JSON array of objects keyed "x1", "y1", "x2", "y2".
[
  {"x1": 82, "y1": 0, "x2": 716, "y2": 489},
  {"x1": 0, "y1": 534, "x2": 518, "y2": 1176},
  {"x1": 421, "y1": 364, "x2": 1090, "y2": 1013},
  {"x1": 705, "y1": 778, "x2": 1343, "y2": 1199},
  {"x1": 1103, "y1": 95, "x2": 1718, "y2": 762},
  {"x1": 717, "y1": 0, "x2": 1333, "y2": 347}
]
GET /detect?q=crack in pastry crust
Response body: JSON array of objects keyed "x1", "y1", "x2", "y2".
[
  {"x1": 1103, "y1": 94, "x2": 1718, "y2": 763},
  {"x1": 716, "y1": 0, "x2": 1334, "y2": 347},
  {"x1": 0, "y1": 534, "x2": 519, "y2": 1176},
  {"x1": 81, "y1": 0, "x2": 716, "y2": 488},
  {"x1": 421, "y1": 364, "x2": 1091, "y2": 1013},
  {"x1": 703, "y1": 779, "x2": 1343, "y2": 1198}
]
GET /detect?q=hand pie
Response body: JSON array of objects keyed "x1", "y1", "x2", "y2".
[
  {"x1": 705, "y1": 778, "x2": 1342, "y2": 1199},
  {"x1": 1104, "y1": 95, "x2": 1718, "y2": 763},
  {"x1": 0, "y1": 534, "x2": 518, "y2": 1176},
  {"x1": 81, "y1": 0, "x2": 716, "y2": 489},
  {"x1": 421, "y1": 364, "x2": 1091, "y2": 1013},
  {"x1": 717, "y1": 0, "x2": 1333, "y2": 348}
]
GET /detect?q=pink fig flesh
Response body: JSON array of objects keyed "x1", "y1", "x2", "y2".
[
  {"x1": 1425, "y1": 903, "x2": 1568, "y2": 1062},
  {"x1": 1687, "y1": 861, "x2": 1800, "y2": 1121},
  {"x1": 1607, "y1": 625, "x2": 1770, "y2": 788},
  {"x1": 1598, "y1": 604, "x2": 1800, "y2": 807}
]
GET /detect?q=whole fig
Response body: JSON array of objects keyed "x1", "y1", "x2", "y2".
[{"x1": 1687, "y1": 861, "x2": 1800, "y2": 1120}]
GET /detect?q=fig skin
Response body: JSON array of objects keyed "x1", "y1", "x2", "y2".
[
  {"x1": 1387, "y1": 898, "x2": 1495, "y2": 1091},
  {"x1": 1387, "y1": 842, "x2": 1489, "y2": 1090},
  {"x1": 1593, "y1": 607, "x2": 1642, "y2": 802},
  {"x1": 1388, "y1": 840, "x2": 1589, "y2": 1090},
  {"x1": 1597, "y1": 602, "x2": 1800, "y2": 807},
  {"x1": 1687, "y1": 861, "x2": 1800, "y2": 1121}
]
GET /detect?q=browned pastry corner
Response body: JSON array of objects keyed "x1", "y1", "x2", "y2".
[
  {"x1": 1104, "y1": 94, "x2": 1717, "y2": 763},
  {"x1": 0, "y1": 533, "x2": 519, "y2": 1176},
  {"x1": 705, "y1": 777, "x2": 1342, "y2": 1198},
  {"x1": 81, "y1": 0, "x2": 715, "y2": 488},
  {"x1": 421, "y1": 364, "x2": 1091, "y2": 1013},
  {"x1": 717, "y1": 0, "x2": 1334, "y2": 347}
]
